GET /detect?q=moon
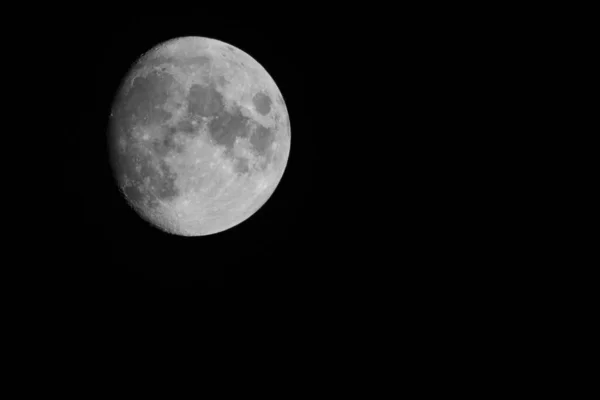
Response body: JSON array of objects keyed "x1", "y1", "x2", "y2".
[{"x1": 109, "y1": 37, "x2": 290, "y2": 236}]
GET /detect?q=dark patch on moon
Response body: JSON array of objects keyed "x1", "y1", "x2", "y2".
[
  {"x1": 183, "y1": 77, "x2": 277, "y2": 169},
  {"x1": 176, "y1": 119, "x2": 195, "y2": 134},
  {"x1": 249, "y1": 124, "x2": 274, "y2": 158},
  {"x1": 187, "y1": 83, "x2": 223, "y2": 117},
  {"x1": 208, "y1": 108, "x2": 251, "y2": 151},
  {"x1": 252, "y1": 91, "x2": 272, "y2": 115},
  {"x1": 120, "y1": 70, "x2": 175, "y2": 127},
  {"x1": 124, "y1": 183, "x2": 145, "y2": 206}
]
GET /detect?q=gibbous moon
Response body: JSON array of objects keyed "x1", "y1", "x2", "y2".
[{"x1": 109, "y1": 36, "x2": 290, "y2": 236}]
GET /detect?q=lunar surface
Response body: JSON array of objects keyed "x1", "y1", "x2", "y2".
[{"x1": 109, "y1": 37, "x2": 290, "y2": 236}]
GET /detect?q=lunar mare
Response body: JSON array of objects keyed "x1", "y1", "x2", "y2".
[{"x1": 110, "y1": 37, "x2": 290, "y2": 235}]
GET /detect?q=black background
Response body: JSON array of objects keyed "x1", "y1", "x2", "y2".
[
  {"x1": 58, "y1": 17, "x2": 319, "y2": 295},
  {"x1": 14, "y1": 10, "x2": 565, "y2": 367}
]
